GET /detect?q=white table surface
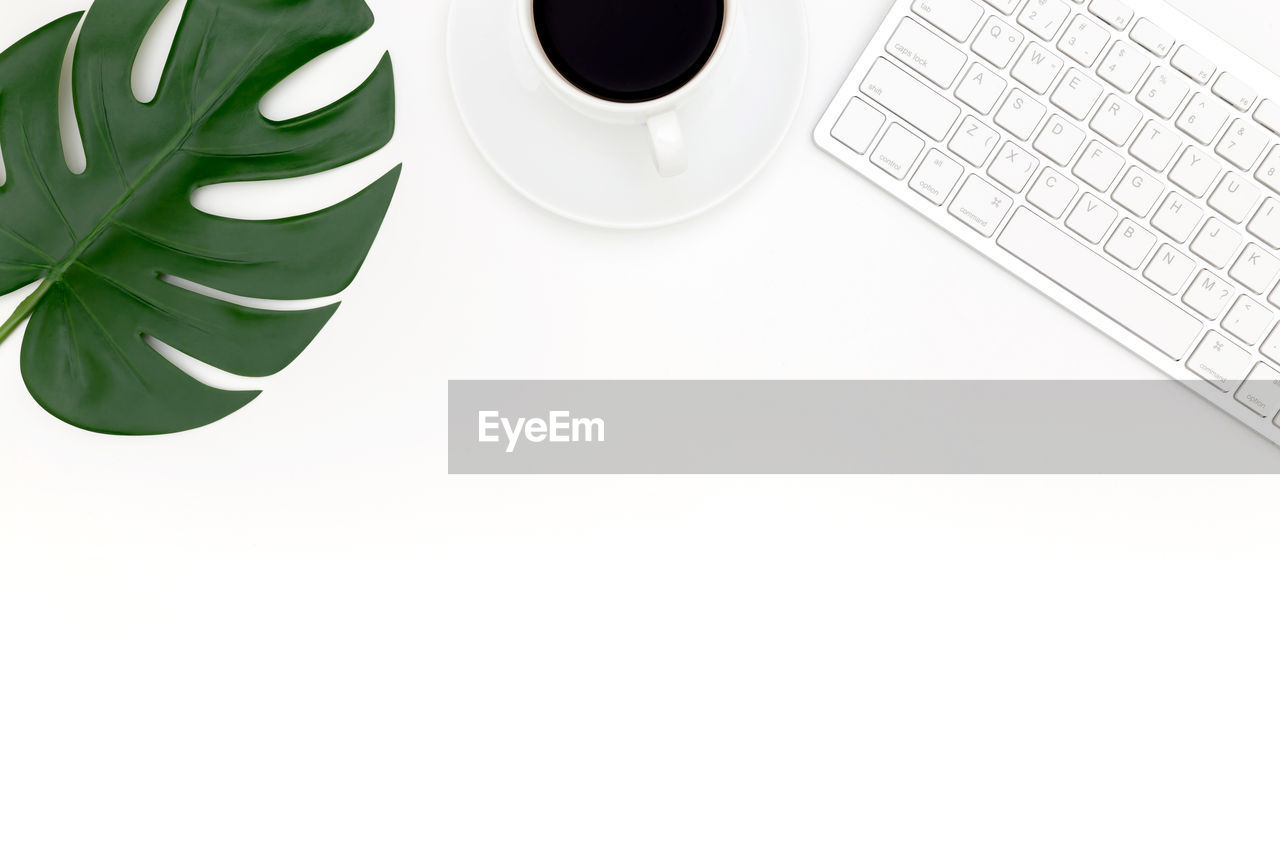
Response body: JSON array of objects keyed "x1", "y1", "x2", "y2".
[{"x1": 2, "y1": 1, "x2": 1278, "y2": 851}]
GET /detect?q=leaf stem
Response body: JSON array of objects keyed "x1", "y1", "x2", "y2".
[{"x1": 0, "y1": 278, "x2": 56, "y2": 346}]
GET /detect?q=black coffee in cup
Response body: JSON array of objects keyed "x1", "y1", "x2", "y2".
[{"x1": 533, "y1": 0, "x2": 726, "y2": 104}]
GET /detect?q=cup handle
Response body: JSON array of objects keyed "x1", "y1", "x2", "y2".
[{"x1": 646, "y1": 111, "x2": 688, "y2": 178}]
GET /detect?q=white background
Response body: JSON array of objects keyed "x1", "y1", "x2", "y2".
[{"x1": 2, "y1": 0, "x2": 1278, "y2": 850}]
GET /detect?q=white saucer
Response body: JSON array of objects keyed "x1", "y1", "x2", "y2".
[{"x1": 446, "y1": 0, "x2": 809, "y2": 229}]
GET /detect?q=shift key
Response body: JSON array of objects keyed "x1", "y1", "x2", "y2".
[{"x1": 860, "y1": 57, "x2": 961, "y2": 141}]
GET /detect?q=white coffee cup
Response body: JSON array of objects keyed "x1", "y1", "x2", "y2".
[{"x1": 517, "y1": 0, "x2": 737, "y2": 178}]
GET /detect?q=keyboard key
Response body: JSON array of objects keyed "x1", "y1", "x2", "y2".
[
  {"x1": 1254, "y1": 100, "x2": 1280, "y2": 135},
  {"x1": 1171, "y1": 46, "x2": 1215, "y2": 86},
  {"x1": 948, "y1": 174, "x2": 1013, "y2": 236},
  {"x1": 997, "y1": 208, "x2": 1202, "y2": 358},
  {"x1": 1235, "y1": 363, "x2": 1280, "y2": 419},
  {"x1": 1188, "y1": 331, "x2": 1251, "y2": 392},
  {"x1": 1144, "y1": 244, "x2": 1197, "y2": 293},
  {"x1": 1091, "y1": 95, "x2": 1143, "y2": 145},
  {"x1": 1018, "y1": 0, "x2": 1070, "y2": 41},
  {"x1": 1088, "y1": 0, "x2": 1133, "y2": 30},
  {"x1": 1183, "y1": 271, "x2": 1234, "y2": 319},
  {"x1": 956, "y1": 63, "x2": 1008, "y2": 114},
  {"x1": 1066, "y1": 193, "x2": 1117, "y2": 242},
  {"x1": 1263, "y1": 327, "x2": 1280, "y2": 365},
  {"x1": 1011, "y1": 43, "x2": 1064, "y2": 94},
  {"x1": 988, "y1": 141, "x2": 1040, "y2": 192},
  {"x1": 1058, "y1": 15, "x2": 1110, "y2": 67},
  {"x1": 871, "y1": 123, "x2": 926, "y2": 179},
  {"x1": 1027, "y1": 167, "x2": 1078, "y2": 217},
  {"x1": 911, "y1": 0, "x2": 984, "y2": 41},
  {"x1": 1229, "y1": 244, "x2": 1280, "y2": 294},
  {"x1": 1033, "y1": 114, "x2": 1086, "y2": 164},
  {"x1": 1169, "y1": 147, "x2": 1221, "y2": 197},
  {"x1": 1129, "y1": 18, "x2": 1173, "y2": 57},
  {"x1": 1130, "y1": 120, "x2": 1182, "y2": 170},
  {"x1": 888, "y1": 19, "x2": 968, "y2": 88},
  {"x1": 861, "y1": 58, "x2": 962, "y2": 141},
  {"x1": 1191, "y1": 218, "x2": 1242, "y2": 268},
  {"x1": 973, "y1": 17, "x2": 1025, "y2": 68},
  {"x1": 1051, "y1": 68, "x2": 1102, "y2": 119},
  {"x1": 1105, "y1": 219, "x2": 1156, "y2": 268},
  {"x1": 1215, "y1": 119, "x2": 1270, "y2": 169},
  {"x1": 1152, "y1": 193, "x2": 1204, "y2": 242},
  {"x1": 1212, "y1": 73, "x2": 1257, "y2": 112},
  {"x1": 948, "y1": 115, "x2": 1001, "y2": 165},
  {"x1": 831, "y1": 98, "x2": 885, "y2": 154},
  {"x1": 1256, "y1": 146, "x2": 1280, "y2": 194},
  {"x1": 1207, "y1": 174, "x2": 1260, "y2": 224},
  {"x1": 1073, "y1": 140, "x2": 1125, "y2": 190},
  {"x1": 1098, "y1": 42, "x2": 1148, "y2": 92},
  {"x1": 1112, "y1": 166, "x2": 1163, "y2": 216},
  {"x1": 982, "y1": 0, "x2": 1020, "y2": 13},
  {"x1": 1136, "y1": 68, "x2": 1189, "y2": 119},
  {"x1": 1177, "y1": 94, "x2": 1230, "y2": 144},
  {"x1": 1247, "y1": 198, "x2": 1280, "y2": 249},
  {"x1": 994, "y1": 89, "x2": 1047, "y2": 138},
  {"x1": 1222, "y1": 295, "x2": 1273, "y2": 345},
  {"x1": 911, "y1": 149, "x2": 965, "y2": 204}
]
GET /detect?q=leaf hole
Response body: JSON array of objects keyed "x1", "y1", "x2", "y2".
[
  {"x1": 191, "y1": 153, "x2": 397, "y2": 221},
  {"x1": 160, "y1": 274, "x2": 341, "y2": 313},
  {"x1": 132, "y1": 0, "x2": 189, "y2": 104},
  {"x1": 58, "y1": 13, "x2": 87, "y2": 174},
  {"x1": 259, "y1": 27, "x2": 387, "y2": 122},
  {"x1": 143, "y1": 335, "x2": 263, "y2": 393}
]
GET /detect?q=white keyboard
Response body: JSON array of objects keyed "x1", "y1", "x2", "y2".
[{"x1": 815, "y1": 0, "x2": 1280, "y2": 447}]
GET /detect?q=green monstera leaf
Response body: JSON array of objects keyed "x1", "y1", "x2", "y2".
[{"x1": 0, "y1": 0, "x2": 399, "y2": 435}]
